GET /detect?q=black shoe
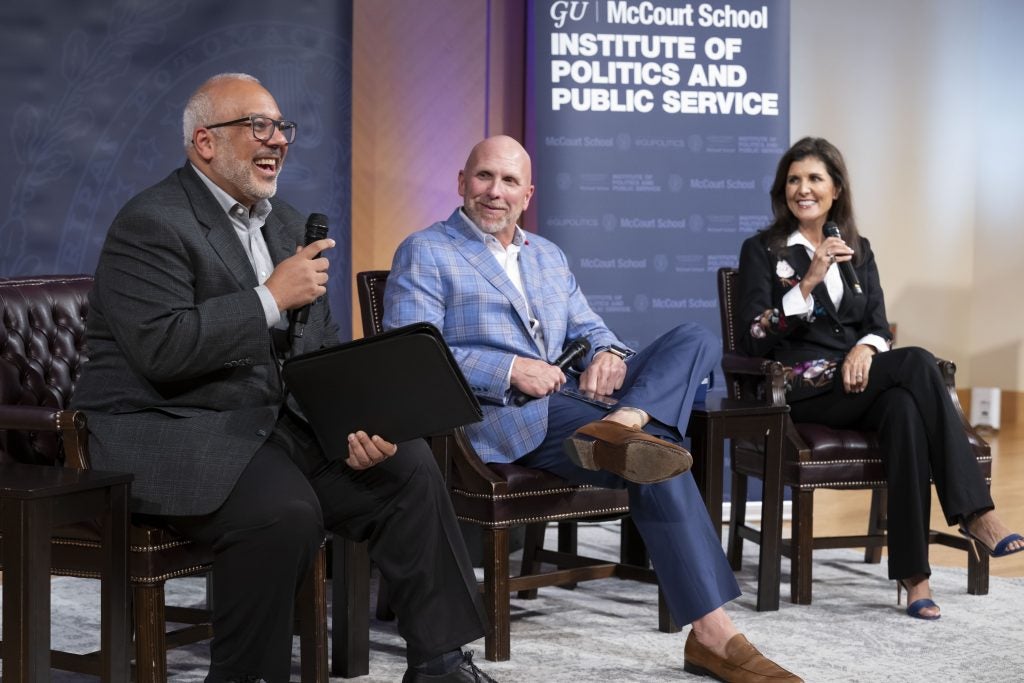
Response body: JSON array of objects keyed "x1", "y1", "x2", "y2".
[{"x1": 402, "y1": 650, "x2": 497, "y2": 682}]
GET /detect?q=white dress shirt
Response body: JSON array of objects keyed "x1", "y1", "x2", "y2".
[{"x1": 192, "y1": 164, "x2": 283, "y2": 328}]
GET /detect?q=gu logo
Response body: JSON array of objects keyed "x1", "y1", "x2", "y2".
[{"x1": 550, "y1": 1, "x2": 590, "y2": 28}]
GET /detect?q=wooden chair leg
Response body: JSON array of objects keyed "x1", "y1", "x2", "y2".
[
  {"x1": 331, "y1": 538, "x2": 370, "y2": 678},
  {"x1": 727, "y1": 469, "x2": 748, "y2": 570},
  {"x1": 297, "y1": 543, "x2": 329, "y2": 683},
  {"x1": 375, "y1": 577, "x2": 396, "y2": 621},
  {"x1": 657, "y1": 587, "x2": 682, "y2": 633},
  {"x1": 133, "y1": 583, "x2": 167, "y2": 683},
  {"x1": 620, "y1": 516, "x2": 649, "y2": 567},
  {"x1": 791, "y1": 490, "x2": 814, "y2": 605},
  {"x1": 483, "y1": 527, "x2": 511, "y2": 662},
  {"x1": 967, "y1": 543, "x2": 990, "y2": 595},
  {"x1": 966, "y1": 481, "x2": 991, "y2": 595},
  {"x1": 101, "y1": 482, "x2": 131, "y2": 683},
  {"x1": 557, "y1": 521, "x2": 578, "y2": 554},
  {"x1": 557, "y1": 522, "x2": 579, "y2": 590},
  {"x1": 864, "y1": 489, "x2": 886, "y2": 564},
  {"x1": 755, "y1": 423, "x2": 786, "y2": 612},
  {"x1": 517, "y1": 522, "x2": 548, "y2": 599}
]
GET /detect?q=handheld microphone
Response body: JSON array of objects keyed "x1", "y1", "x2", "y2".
[
  {"x1": 292, "y1": 213, "x2": 329, "y2": 339},
  {"x1": 512, "y1": 338, "x2": 592, "y2": 407},
  {"x1": 823, "y1": 221, "x2": 863, "y2": 296}
]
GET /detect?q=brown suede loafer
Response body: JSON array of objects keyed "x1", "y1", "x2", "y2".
[
  {"x1": 683, "y1": 632, "x2": 803, "y2": 683},
  {"x1": 562, "y1": 419, "x2": 692, "y2": 484}
]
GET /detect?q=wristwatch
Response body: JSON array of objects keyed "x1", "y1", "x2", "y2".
[{"x1": 599, "y1": 345, "x2": 632, "y2": 361}]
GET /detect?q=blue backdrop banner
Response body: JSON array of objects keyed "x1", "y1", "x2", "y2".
[
  {"x1": 0, "y1": 0, "x2": 352, "y2": 338},
  {"x1": 527, "y1": 0, "x2": 789, "y2": 374}
]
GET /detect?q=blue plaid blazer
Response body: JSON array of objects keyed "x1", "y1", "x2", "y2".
[{"x1": 383, "y1": 209, "x2": 621, "y2": 463}]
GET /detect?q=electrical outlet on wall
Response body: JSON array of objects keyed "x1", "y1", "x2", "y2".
[{"x1": 970, "y1": 387, "x2": 1001, "y2": 430}]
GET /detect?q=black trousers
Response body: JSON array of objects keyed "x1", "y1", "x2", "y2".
[
  {"x1": 169, "y1": 412, "x2": 487, "y2": 682},
  {"x1": 788, "y1": 346, "x2": 993, "y2": 580}
]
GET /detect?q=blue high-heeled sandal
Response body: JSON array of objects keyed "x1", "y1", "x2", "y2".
[
  {"x1": 958, "y1": 525, "x2": 1024, "y2": 558},
  {"x1": 897, "y1": 580, "x2": 941, "y2": 620}
]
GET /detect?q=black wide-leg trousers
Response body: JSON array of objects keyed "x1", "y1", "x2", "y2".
[
  {"x1": 169, "y1": 412, "x2": 487, "y2": 682},
  {"x1": 788, "y1": 346, "x2": 993, "y2": 580}
]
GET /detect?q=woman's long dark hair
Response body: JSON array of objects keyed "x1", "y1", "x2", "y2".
[{"x1": 761, "y1": 137, "x2": 864, "y2": 264}]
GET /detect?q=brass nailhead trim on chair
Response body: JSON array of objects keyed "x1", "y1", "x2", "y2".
[
  {"x1": 796, "y1": 480, "x2": 886, "y2": 490},
  {"x1": 456, "y1": 506, "x2": 631, "y2": 527},
  {"x1": 451, "y1": 485, "x2": 596, "y2": 500},
  {"x1": 51, "y1": 537, "x2": 197, "y2": 553},
  {"x1": 51, "y1": 564, "x2": 212, "y2": 584}
]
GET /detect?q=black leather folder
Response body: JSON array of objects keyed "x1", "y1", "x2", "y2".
[{"x1": 282, "y1": 322, "x2": 482, "y2": 452}]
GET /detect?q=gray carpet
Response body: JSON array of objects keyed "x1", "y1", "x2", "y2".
[{"x1": 8, "y1": 521, "x2": 1024, "y2": 682}]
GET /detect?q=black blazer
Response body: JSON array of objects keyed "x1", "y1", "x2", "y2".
[
  {"x1": 735, "y1": 232, "x2": 892, "y2": 402},
  {"x1": 73, "y1": 164, "x2": 339, "y2": 516}
]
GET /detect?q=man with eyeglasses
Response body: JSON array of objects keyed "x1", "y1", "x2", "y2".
[{"x1": 73, "y1": 73, "x2": 494, "y2": 683}]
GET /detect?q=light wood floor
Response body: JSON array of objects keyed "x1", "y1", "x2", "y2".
[{"x1": 810, "y1": 420, "x2": 1024, "y2": 578}]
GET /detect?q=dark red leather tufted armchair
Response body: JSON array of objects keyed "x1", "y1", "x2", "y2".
[
  {"x1": 716, "y1": 267, "x2": 990, "y2": 605},
  {"x1": 0, "y1": 275, "x2": 328, "y2": 681}
]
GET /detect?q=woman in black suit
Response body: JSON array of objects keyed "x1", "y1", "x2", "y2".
[{"x1": 735, "y1": 136, "x2": 1023, "y2": 619}]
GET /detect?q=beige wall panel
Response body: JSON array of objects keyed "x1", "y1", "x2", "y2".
[
  {"x1": 971, "y1": 0, "x2": 1024, "y2": 391},
  {"x1": 351, "y1": 0, "x2": 488, "y2": 336},
  {"x1": 351, "y1": 0, "x2": 525, "y2": 336}
]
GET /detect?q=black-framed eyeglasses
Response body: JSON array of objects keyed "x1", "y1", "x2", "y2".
[{"x1": 205, "y1": 115, "x2": 297, "y2": 144}]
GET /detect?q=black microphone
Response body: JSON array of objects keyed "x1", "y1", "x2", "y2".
[
  {"x1": 292, "y1": 213, "x2": 329, "y2": 339},
  {"x1": 823, "y1": 221, "x2": 863, "y2": 296},
  {"x1": 512, "y1": 338, "x2": 592, "y2": 407}
]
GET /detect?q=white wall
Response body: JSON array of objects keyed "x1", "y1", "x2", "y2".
[
  {"x1": 791, "y1": 0, "x2": 1024, "y2": 390},
  {"x1": 972, "y1": 0, "x2": 1024, "y2": 390}
]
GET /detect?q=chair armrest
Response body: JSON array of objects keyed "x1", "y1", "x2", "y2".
[
  {"x1": 0, "y1": 404, "x2": 68, "y2": 430},
  {"x1": 429, "y1": 427, "x2": 507, "y2": 495},
  {"x1": 934, "y1": 357, "x2": 956, "y2": 387},
  {"x1": 722, "y1": 351, "x2": 783, "y2": 376},
  {"x1": 0, "y1": 405, "x2": 92, "y2": 470},
  {"x1": 721, "y1": 352, "x2": 787, "y2": 407}
]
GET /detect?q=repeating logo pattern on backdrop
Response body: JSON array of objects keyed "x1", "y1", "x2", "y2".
[
  {"x1": 531, "y1": 0, "x2": 790, "y2": 366},
  {"x1": 1, "y1": 0, "x2": 353, "y2": 337}
]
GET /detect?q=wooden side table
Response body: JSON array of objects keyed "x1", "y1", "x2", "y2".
[
  {"x1": 687, "y1": 396, "x2": 789, "y2": 611},
  {"x1": 1, "y1": 463, "x2": 132, "y2": 682}
]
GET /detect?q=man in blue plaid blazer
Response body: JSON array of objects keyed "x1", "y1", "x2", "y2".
[{"x1": 383, "y1": 136, "x2": 802, "y2": 683}]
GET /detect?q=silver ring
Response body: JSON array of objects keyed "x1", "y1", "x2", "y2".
[
  {"x1": 856, "y1": 374, "x2": 863, "y2": 380},
  {"x1": 829, "y1": 255, "x2": 836, "y2": 264}
]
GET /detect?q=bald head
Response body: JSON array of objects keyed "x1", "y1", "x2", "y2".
[
  {"x1": 459, "y1": 136, "x2": 535, "y2": 245},
  {"x1": 463, "y1": 135, "x2": 532, "y2": 184},
  {"x1": 182, "y1": 73, "x2": 263, "y2": 151}
]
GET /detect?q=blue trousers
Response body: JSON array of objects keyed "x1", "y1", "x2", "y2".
[{"x1": 516, "y1": 323, "x2": 740, "y2": 626}]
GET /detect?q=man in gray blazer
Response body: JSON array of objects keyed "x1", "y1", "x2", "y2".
[{"x1": 73, "y1": 73, "x2": 492, "y2": 683}]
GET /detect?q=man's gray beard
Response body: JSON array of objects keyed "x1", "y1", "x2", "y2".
[
  {"x1": 477, "y1": 220, "x2": 505, "y2": 234},
  {"x1": 212, "y1": 155, "x2": 277, "y2": 201},
  {"x1": 468, "y1": 209, "x2": 511, "y2": 235}
]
